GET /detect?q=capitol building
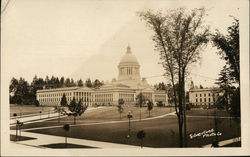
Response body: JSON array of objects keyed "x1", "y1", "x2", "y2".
[{"x1": 37, "y1": 46, "x2": 168, "y2": 106}]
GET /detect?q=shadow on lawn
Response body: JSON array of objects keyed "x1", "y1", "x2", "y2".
[
  {"x1": 40, "y1": 143, "x2": 99, "y2": 149},
  {"x1": 10, "y1": 135, "x2": 37, "y2": 141}
]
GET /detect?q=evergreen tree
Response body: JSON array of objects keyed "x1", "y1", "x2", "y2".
[
  {"x1": 77, "y1": 79, "x2": 84, "y2": 87},
  {"x1": 215, "y1": 65, "x2": 234, "y2": 109},
  {"x1": 117, "y1": 98, "x2": 124, "y2": 120},
  {"x1": 212, "y1": 18, "x2": 239, "y2": 83},
  {"x1": 55, "y1": 77, "x2": 60, "y2": 88},
  {"x1": 60, "y1": 93, "x2": 68, "y2": 106},
  {"x1": 147, "y1": 100, "x2": 154, "y2": 117},
  {"x1": 68, "y1": 98, "x2": 88, "y2": 124},
  {"x1": 65, "y1": 78, "x2": 71, "y2": 87},
  {"x1": 59, "y1": 77, "x2": 65, "y2": 87},
  {"x1": 85, "y1": 78, "x2": 92, "y2": 88},
  {"x1": 93, "y1": 79, "x2": 103, "y2": 88},
  {"x1": 70, "y1": 78, "x2": 76, "y2": 87},
  {"x1": 45, "y1": 76, "x2": 49, "y2": 87}
]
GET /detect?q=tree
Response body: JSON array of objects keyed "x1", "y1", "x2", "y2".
[
  {"x1": 215, "y1": 65, "x2": 234, "y2": 109},
  {"x1": 136, "y1": 93, "x2": 146, "y2": 107},
  {"x1": 9, "y1": 77, "x2": 19, "y2": 104},
  {"x1": 65, "y1": 78, "x2": 71, "y2": 87},
  {"x1": 59, "y1": 77, "x2": 65, "y2": 87},
  {"x1": 212, "y1": 18, "x2": 239, "y2": 83},
  {"x1": 55, "y1": 77, "x2": 60, "y2": 88},
  {"x1": 93, "y1": 79, "x2": 103, "y2": 88},
  {"x1": 77, "y1": 79, "x2": 84, "y2": 87},
  {"x1": 54, "y1": 105, "x2": 65, "y2": 123},
  {"x1": 85, "y1": 78, "x2": 92, "y2": 88},
  {"x1": 139, "y1": 8, "x2": 210, "y2": 147},
  {"x1": 117, "y1": 98, "x2": 124, "y2": 120},
  {"x1": 68, "y1": 98, "x2": 88, "y2": 125},
  {"x1": 60, "y1": 93, "x2": 68, "y2": 106},
  {"x1": 212, "y1": 18, "x2": 240, "y2": 120},
  {"x1": 147, "y1": 100, "x2": 154, "y2": 117},
  {"x1": 70, "y1": 78, "x2": 76, "y2": 87}
]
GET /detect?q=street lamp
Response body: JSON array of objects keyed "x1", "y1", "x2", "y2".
[
  {"x1": 63, "y1": 124, "x2": 70, "y2": 148},
  {"x1": 127, "y1": 111, "x2": 133, "y2": 138},
  {"x1": 16, "y1": 120, "x2": 23, "y2": 141},
  {"x1": 39, "y1": 111, "x2": 42, "y2": 119}
]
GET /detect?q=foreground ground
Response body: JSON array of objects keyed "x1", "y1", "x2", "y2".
[{"x1": 10, "y1": 105, "x2": 241, "y2": 148}]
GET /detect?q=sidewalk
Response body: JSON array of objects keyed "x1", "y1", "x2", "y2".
[
  {"x1": 202, "y1": 137, "x2": 241, "y2": 147},
  {"x1": 10, "y1": 130, "x2": 142, "y2": 149}
]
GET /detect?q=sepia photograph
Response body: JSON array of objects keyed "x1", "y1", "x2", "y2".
[{"x1": 1, "y1": 0, "x2": 249, "y2": 156}]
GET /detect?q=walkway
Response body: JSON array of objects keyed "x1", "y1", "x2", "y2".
[
  {"x1": 202, "y1": 137, "x2": 241, "y2": 147},
  {"x1": 10, "y1": 130, "x2": 143, "y2": 149}
]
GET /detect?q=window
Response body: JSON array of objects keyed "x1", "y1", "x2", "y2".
[
  {"x1": 200, "y1": 94, "x2": 202, "y2": 97},
  {"x1": 196, "y1": 99, "x2": 198, "y2": 102},
  {"x1": 200, "y1": 98, "x2": 202, "y2": 102},
  {"x1": 196, "y1": 94, "x2": 197, "y2": 97},
  {"x1": 209, "y1": 98, "x2": 211, "y2": 102},
  {"x1": 209, "y1": 93, "x2": 210, "y2": 96},
  {"x1": 204, "y1": 98, "x2": 206, "y2": 102},
  {"x1": 204, "y1": 93, "x2": 206, "y2": 97}
]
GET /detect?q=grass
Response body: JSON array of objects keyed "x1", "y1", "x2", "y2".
[
  {"x1": 12, "y1": 106, "x2": 241, "y2": 148},
  {"x1": 41, "y1": 143, "x2": 98, "y2": 148},
  {"x1": 27, "y1": 113, "x2": 241, "y2": 147},
  {"x1": 10, "y1": 104, "x2": 54, "y2": 117},
  {"x1": 12, "y1": 106, "x2": 172, "y2": 130}
]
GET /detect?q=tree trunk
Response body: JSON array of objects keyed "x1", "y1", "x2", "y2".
[
  {"x1": 65, "y1": 133, "x2": 67, "y2": 148},
  {"x1": 58, "y1": 112, "x2": 60, "y2": 123},
  {"x1": 178, "y1": 66, "x2": 184, "y2": 147},
  {"x1": 178, "y1": 114, "x2": 183, "y2": 148},
  {"x1": 182, "y1": 70, "x2": 187, "y2": 147},
  {"x1": 16, "y1": 125, "x2": 18, "y2": 141}
]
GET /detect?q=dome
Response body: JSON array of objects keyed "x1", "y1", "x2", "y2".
[{"x1": 118, "y1": 46, "x2": 140, "y2": 66}]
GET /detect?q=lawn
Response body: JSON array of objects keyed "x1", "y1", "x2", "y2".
[
  {"x1": 25, "y1": 108, "x2": 241, "y2": 148},
  {"x1": 10, "y1": 104, "x2": 54, "y2": 117},
  {"x1": 13, "y1": 106, "x2": 172, "y2": 130}
]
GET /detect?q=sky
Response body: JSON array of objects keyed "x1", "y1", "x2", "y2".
[{"x1": 1, "y1": 0, "x2": 242, "y2": 88}]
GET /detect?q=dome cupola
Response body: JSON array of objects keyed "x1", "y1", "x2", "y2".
[
  {"x1": 118, "y1": 45, "x2": 141, "y2": 81},
  {"x1": 118, "y1": 45, "x2": 140, "y2": 66}
]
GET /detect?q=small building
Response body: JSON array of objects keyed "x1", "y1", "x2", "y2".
[
  {"x1": 37, "y1": 46, "x2": 168, "y2": 106},
  {"x1": 188, "y1": 87, "x2": 222, "y2": 107}
]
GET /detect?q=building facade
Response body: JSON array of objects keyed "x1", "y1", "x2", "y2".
[
  {"x1": 37, "y1": 46, "x2": 168, "y2": 106},
  {"x1": 188, "y1": 88, "x2": 222, "y2": 107}
]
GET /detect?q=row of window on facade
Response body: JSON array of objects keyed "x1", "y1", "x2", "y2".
[
  {"x1": 95, "y1": 93, "x2": 114, "y2": 102},
  {"x1": 38, "y1": 92, "x2": 71, "y2": 98},
  {"x1": 39, "y1": 97, "x2": 93, "y2": 102},
  {"x1": 195, "y1": 97, "x2": 216, "y2": 103},
  {"x1": 195, "y1": 93, "x2": 219, "y2": 97},
  {"x1": 119, "y1": 93, "x2": 134, "y2": 102},
  {"x1": 38, "y1": 91, "x2": 93, "y2": 98},
  {"x1": 120, "y1": 67, "x2": 139, "y2": 75},
  {"x1": 155, "y1": 95, "x2": 166, "y2": 101}
]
